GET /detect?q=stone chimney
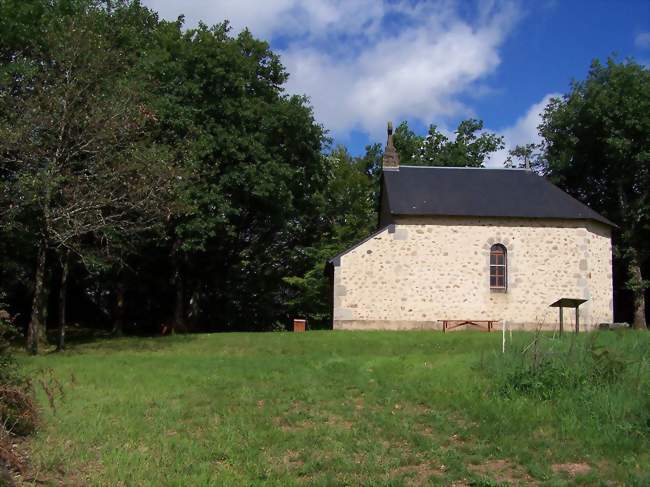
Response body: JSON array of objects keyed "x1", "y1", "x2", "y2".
[{"x1": 382, "y1": 121, "x2": 399, "y2": 170}]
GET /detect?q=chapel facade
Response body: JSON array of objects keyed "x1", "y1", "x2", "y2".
[{"x1": 328, "y1": 124, "x2": 614, "y2": 331}]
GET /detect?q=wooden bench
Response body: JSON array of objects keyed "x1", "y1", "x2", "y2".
[{"x1": 439, "y1": 320, "x2": 499, "y2": 332}]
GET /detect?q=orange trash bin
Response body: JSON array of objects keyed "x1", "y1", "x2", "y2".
[{"x1": 293, "y1": 319, "x2": 306, "y2": 332}]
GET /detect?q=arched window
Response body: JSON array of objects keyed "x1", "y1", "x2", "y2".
[{"x1": 490, "y1": 244, "x2": 507, "y2": 290}]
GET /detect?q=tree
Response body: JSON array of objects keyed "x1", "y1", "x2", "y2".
[
  {"x1": 142, "y1": 21, "x2": 328, "y2": 330},
  {"x1": 393, "y1": 119, "x2": 504, "y2": 167},
  {"x1": 283, "y1": 145, "x2": 380, "y2": 325},
  {"x1": 504, "y1": 143, "x2": 541, "y2": 170},
  {"x1": 538, "y1": 58, "x2": 650, "y2": 329},
  {"x1": 0, "y1": 1, "x2": 178, "y2": 352}
]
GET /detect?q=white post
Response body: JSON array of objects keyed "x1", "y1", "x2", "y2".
[{"x1": 502, "y1": 319, "x2": 506, "y2": 354}]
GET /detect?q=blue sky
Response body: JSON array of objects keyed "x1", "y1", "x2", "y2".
[{"x1": 143, "y1": 0, "x2": 650, "y2": 165}]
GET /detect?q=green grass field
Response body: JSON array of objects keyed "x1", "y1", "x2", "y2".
[{"x1": 19, "y1": 331, "x2": 650, "y2": 486}]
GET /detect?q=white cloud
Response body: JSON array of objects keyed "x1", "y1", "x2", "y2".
[
  {"x1": 635, "y1": 32, "x2": 650, "y2": 49},
  {"x1": 142, "y1": 0, "x2": 520, "y2": 139},
  {"x1": 283, "y1": 2, "x2": 519, "y2": 138},
  {"x1": 487, "y1": 93, "x2": 559, "y2": 167},
  {"x1": 143, "y1": 0, "x2": 386, "y2": 40}
]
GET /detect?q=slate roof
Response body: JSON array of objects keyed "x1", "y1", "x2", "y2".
[{"x1": 382, "y1": 166, "x2": 614, "y2": 227}]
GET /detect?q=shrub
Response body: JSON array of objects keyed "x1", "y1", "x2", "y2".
[
  {"x1": 0, "y1": 307, "x2": 36, "y2": 433},
  {"x1": 0, "y1": 310, "x2": 22, "y2": 386},
  {"x1": 0, "y1": 304, "x2": 37, "y2": 484}
]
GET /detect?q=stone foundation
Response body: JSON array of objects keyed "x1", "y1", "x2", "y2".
[
  {"x1": 333, "y1": 320, "x2": 443, "y2": 331},
  {"x1": 333, "y1": 320, "x2": 595, "y2": 332}
]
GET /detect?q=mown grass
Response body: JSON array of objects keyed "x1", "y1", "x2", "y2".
[{"x1": 17, "y1": 331, "x2": 650, "y2": 486}]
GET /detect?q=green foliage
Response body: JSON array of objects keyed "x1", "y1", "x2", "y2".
[
  {"x1": 0, "y1": 301, "x2": 37, "y2": 440},
  {"x1": 393, "y1": 119, "x2": 504, "y2": 167},
  {"x1": 504, "y1": 143, "x2": 541, "y2": 170},
  {"x1": 124, "y1": 16, "x2": 330, "y2": 329},
  {"x1": 0, "y1": 0, "x2": 184, "y2": 350},
  {"x1": 0, "y1": 0, "x2": 331, "y2": 336},
  {"x1": 283, "y1": 145, "x2": 380, "y2": 325},
  {"x1": 0, "y1": 301, "x2": 20, "y2": 386}
]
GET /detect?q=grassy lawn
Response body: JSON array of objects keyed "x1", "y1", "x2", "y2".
[{"x1": 18, "y1": 331, "x2": 650, "y2": 486}]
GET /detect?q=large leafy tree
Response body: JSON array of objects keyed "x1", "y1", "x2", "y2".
[
  {"x1": 138, "y1": 19, "x2": 329, "y2": 330},
  {"x1": 538, "y1": 58, "x2": 650, "y2": 329},
  {"x1": 394, "y1": 119, "x2": 504, "y2": 167}
]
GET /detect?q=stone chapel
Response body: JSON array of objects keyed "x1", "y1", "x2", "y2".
[{"x1": 328, "y1": 123, "x2": 614, "y2": 331}]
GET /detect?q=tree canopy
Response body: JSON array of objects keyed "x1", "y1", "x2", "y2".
[{"x1": 393, "y1": 119, "x2": 504, "y2": 167}]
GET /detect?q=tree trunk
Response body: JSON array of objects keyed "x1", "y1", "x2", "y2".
[
  {"x1": 172, "y1": 240, "x2": 185, "y2": 333},
  {"x1": 629, "y1": 254, "x2": 647, "y2": 330},
  {"x1": 189, "y1": 287, "x2": 200, "y2": 329},
  {"x1": 57, "y1": 251, "x2": 70, "y2": 351},
  {"x1": 174, "y1": 271, "x2": 184, "y2": 333},
  {"x1": 27, "y1": 238, "x2": 49, "y2": 355},
  {"x1": 617, "y1": 185, "x2": 647, "y2": 330},
  {"x1": 113, "y1": 278, "x2": 125, "y2": 337}
]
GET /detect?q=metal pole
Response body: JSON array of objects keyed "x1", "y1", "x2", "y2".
[
  {"x1": 559, "y1": 306, "x2": 564, "y2": 337},
  {"x1": 575, "y1": 306, "x2": 580, "y2": 333}
]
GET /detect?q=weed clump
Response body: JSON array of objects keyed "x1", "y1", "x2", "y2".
[
  {"x1": 498, "y1": 334, "x2": 630, "y2": 400},
  {"x1": 482, "y1": 331, "x2": 650, "y2": 451}
]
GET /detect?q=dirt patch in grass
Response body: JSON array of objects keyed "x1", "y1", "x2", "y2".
[
  {"x1": 391, "y1": 462, "x2": 443, "y2": 486},
  {"x1": 64, "y1": 461, "x2": 105, "y2": 487},
  {"x1": 469, "y1": 458, "x2": 536, "y2": 485},
  {"x1": 27, "y1": 458, "x2": 105, "y2": 487},
  {"x1": 551, "y1": 462, "x2": 591, "y2": 477},
  {"x1": 389, "y1": 402, "x2": 432, "y2": 417},
  {"x1": 282, "y1": 450, "x2": 304, "y2": 470},
  {"x1": 273, "y1": 416, "x2": 314, "y2": 433},
  {"x1": 326, "y1": 414, "x2": 353, "y2": 430},
  {"x1": 214, "y1": 457, "x2": 232, "y2": 470},
  {"x1": 419, "y1": 426, "x2": 437, "y2": 439},
  {"x1": 448, "y1": 412, "x2": 478, "y2": 430},
  {"x1": 448, "y1": 433, "x2": 465, "y2": 445}
]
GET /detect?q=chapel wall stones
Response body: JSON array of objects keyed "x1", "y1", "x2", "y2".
[{"x1": 332, "y1": 216, "x2": 613, "y2": 331}]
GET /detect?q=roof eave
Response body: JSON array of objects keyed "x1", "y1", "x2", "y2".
[{"x1": 388, "y1": 212, "x2": 617, "y2": 228}]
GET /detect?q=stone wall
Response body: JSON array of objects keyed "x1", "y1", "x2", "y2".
[{"x1": 332, "y1": 216, "x2": 613, "y2": 331}]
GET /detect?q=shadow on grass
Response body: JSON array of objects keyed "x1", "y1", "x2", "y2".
[{"x1": 37, "y1": 326, "x2": 202, "y2": 354}]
